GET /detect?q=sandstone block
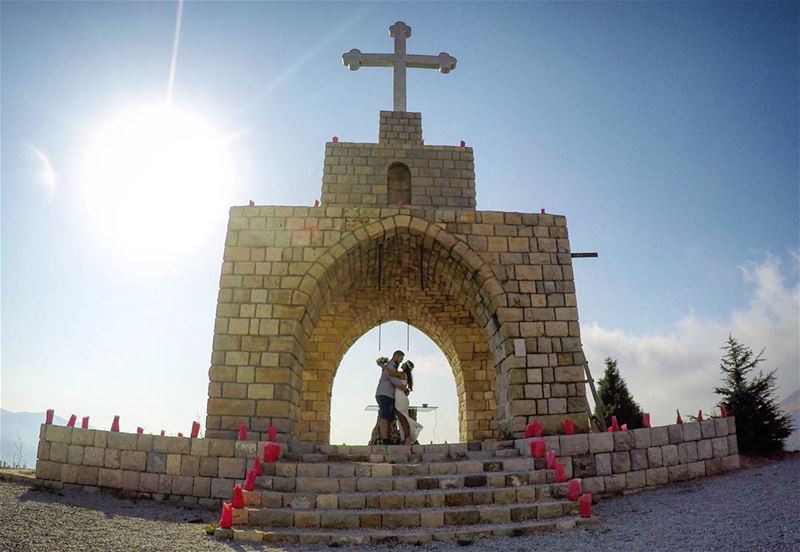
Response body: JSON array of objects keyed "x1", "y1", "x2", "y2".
[
  {"x1": 218, "y1": 457, "x2": 246, "y2": 479},
  {"x1": 70, "y1": 428, "x2": 95, "y2": 447},
  {"x1": 650, "y1": 426, "x2": 669, "y2": 446},
  {"x1": 104, "y1": 449, "x2": 120, "y2": 469},
  {"x1": 611, "y1": 452, "x2": 630, "y2": 473},
  {"x1": 667, "y1": 464, "x2": 688, "y2": 483},
  {"x1": 294, "y1": 511, "x2": 321, "y2": 528},
  {"x1": 61, "y1": 464, "x2": 78, "y2": 484},
  {"x1": 36, "y1": 460, "x2": 62, "y2": 480},
  {"x1": 67, "y1": 445, "x2": 84, "y2": 465},
  {"x1": 661, "y1": 444, "x2": 679, "y2": 467},
  {"x1": 687, "y1": 461, "x2": 706, "y2": 479},
  {"x1": 559, "y1": 434, "x2": 589, "y2": 455},
  {"x1": 108, "y1": 432, "x2": 138, "y2": 451},
  {"x1": 49, "y1": 442, "x2": 68, "y2": 463},
  {"x1": 625, "y1": 470, "x2": 645, "y2": 489},
  {"x1": 588, "y1": 432, "x2": 614, "y2": 453},
  {"x1": 646, "y1": 447, "x2": 663, "y2": 468},
  {"x1": 682, "y1": 422, "x2": 701, "y2": 441},
  {"x1": 714, "y1": 418, "x2": 729, "y2": 437},
  {"x1": 83, "y1": 447, "x2": 105, "y2": 467},
  {"x1": 678, "y1": 441, "x2": 698, "y2": 464},
  {"x1": 595, "y1": 453, "x2": 612, "y2": 475},
  {"x1": 711, "y1": 437, "x2": 729, "y2": 458},
  {"x1": 140, "y1": 472, "x2": 159, "y2": 493},
  {"x1": 613, "y1": 432, "x2": 634, "y2": 451},
  {"x1": 645, "y1": 467, "x2": 668, "y2": 486},
  {"x1": 697, "y1": 439, "x2": 713, "y2": 460},
  {"x1": 193, "y1": 476, "x2": 211, "y2": 497},
  {"x1": 210, "y1": 477, "x2": 234, "y2": 498},
  {"x1": 121, "y1": 471, "x2": 140, "y2": 490},
  {"x1": 700, "y1": 420, "x2": 716, "y2": 439},
  {"x1": 172, "y1": 475, "x2": 194, "y2": 496},
  {"x1": 632, "y1": 428, "x2": 651, "y2": 449},
  {"x1": 316, "y1": 494, "x2": 338, "y2": 509},
  {"x1": 98, "y1": 468, "x2": 122, "y2": 488},
  {"x1": 420, "y1": 511, "x2": 444, "y2": 528},
  {"x1": 722, "y1": 455, "x2": 740, "y2": 471},
  {"x1": 166, "y1": 454, "x2": 181, "y2": 475},
  {"x1": 146, "y1": 452, "x2": 167, "y2": 474},
  {"x1": 604, "y1": 474, "x2": 626, "y2": 494},
  {"x1": 45, "y1": 425, "x2": 73, "y2": 444},
  {"x1": 727, "y1": 435, "x2": 739, "y2": 455},
  {"x1": 667, "y1": 424, "x2": 683, "y2": 444},
  {"x1": 76, "y1": 466, "x2": 99, "y2": 486},
  {"x1": 581, "y1": 476, "x2": 605, "y2": 495},
  {"x1": 630, "y1": 449, "x2": 648, "y2": 471}
]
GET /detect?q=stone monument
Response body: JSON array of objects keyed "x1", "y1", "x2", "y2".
[{"x1": 204, "y1": 21, "x2": 592, "y2": 444}]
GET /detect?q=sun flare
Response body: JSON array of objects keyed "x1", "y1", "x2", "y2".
[{"x1": 82, "y1": 104, "x2": 234, "y2": 263}]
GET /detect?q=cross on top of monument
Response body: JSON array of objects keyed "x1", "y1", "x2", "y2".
[{"x1": 342, "y1": 21, "x2": 457, "y2": 112}]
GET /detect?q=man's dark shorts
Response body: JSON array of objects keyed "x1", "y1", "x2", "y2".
[{"x1": 376, "y1": 395, "x2": 395, "y2": 421}]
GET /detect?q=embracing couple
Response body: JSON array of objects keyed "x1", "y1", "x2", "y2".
[{"x1": 374, "y1": 350, "x2": 423, "y2": 445}]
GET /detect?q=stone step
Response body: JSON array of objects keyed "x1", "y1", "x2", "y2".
[
  {"x1": 216, "y1": 514, "x2": 598, "y2": 545},
  {"x1": 260, "y1": 456, "x2": 543, "y2": 478},
  {"x1": 245, "y1": 480, "x2": 570, "y2": 510},
  {"x1": 234, "y1": 500, "x2": 579, "y2": 530},
  {"x1": 256, "y1": 467, "x2": 556, "y2": 494},
  {"x1": 285, "y1": 440, "x2": 520, "y2": 457},
  {"x1": 283, "y1": 447, "x2": 522, "y2": 463}
]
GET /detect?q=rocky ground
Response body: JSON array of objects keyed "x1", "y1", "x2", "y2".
[{"x1": 1, "y1": 453, "x2": 798, "y2": 552}]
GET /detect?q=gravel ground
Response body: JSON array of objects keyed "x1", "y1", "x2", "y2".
[{"x1": 1, "y1": 455, "x2": 798, "y2": 552}]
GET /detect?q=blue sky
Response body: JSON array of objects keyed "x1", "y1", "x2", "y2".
[{"x1": 2, "y1": 2, "x2": 798, "y2": 444}]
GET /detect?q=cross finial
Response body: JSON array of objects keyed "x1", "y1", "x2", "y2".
[{"x1": 342, "y1": 21, "x2": 456, "y2": 112}]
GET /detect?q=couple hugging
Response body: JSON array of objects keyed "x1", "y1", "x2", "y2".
[{"x1": 373, "y1": 350, "x2": 423, "y2": 445}]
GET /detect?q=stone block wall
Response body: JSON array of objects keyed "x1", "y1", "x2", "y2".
[
  {"x1": 207, "y1": 205, "x2": 589, "y2": 443},
  {"x1": 514, "y1": 418, "x2": 740, "y2": 495},
  {"x1": 34, "y1": 425, "x2": 260, "y2": 508},
  {"x1": 321, "y1": 111, "x2": 475, "y2": 209}
]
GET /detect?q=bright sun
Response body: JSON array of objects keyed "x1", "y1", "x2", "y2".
[{"x1": 82, "y1": 103, "x2": 234, "y2": 264}]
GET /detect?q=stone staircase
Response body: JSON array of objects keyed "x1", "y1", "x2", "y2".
[{"x1": 215, "y1": 440, "x2": 595, "y2": 545}]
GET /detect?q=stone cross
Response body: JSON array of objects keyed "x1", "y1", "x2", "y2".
[{"x1": 342, "y1": 21, "x2": 457, "y2": 112}]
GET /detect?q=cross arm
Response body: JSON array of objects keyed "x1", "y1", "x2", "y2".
[
  {"x1": 342, "y1": 49, "x2": 396, "y2": 71},
  {"x1": 406, "y1": 53, "x2": 457, "y2": 74}
]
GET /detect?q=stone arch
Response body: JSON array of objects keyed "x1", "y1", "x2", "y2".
[
  {"x1": 292, "y1": 215, "x2": 512, "y2": 442},
  {"x1": 387, "y1": 162, "x2": 411, "y2": 206}
]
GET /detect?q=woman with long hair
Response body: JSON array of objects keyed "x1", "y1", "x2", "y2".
[{"x1": 394, "y1": 360, "x2": 423, "y2": 445}]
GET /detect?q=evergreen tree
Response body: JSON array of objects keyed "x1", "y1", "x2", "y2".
[
  {"x1": 594, "y1": 357, "x2": 644, "y2": 429},
  {"x1": 714, "y1": 335, "x2": 793, "y2": 455}
]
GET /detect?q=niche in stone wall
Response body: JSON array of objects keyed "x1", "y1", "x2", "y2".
[{"x1": 387, "y1": 162, "x2": 411, "y2": 206}]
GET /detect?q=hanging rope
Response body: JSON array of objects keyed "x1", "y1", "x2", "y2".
[
  {"x1": 378, "y1": 319, "x2": 382, "y2": 351},
  {"x1": 406, "y1": 320, "x2": 410, "y2": 351},
  {"x1": 419, "y1": 246, "x2": 425, "y2": 290},
  {"x1": 377, "y1": 243, "x2": 383, "y2": 291}
]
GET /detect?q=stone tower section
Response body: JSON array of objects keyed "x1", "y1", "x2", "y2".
[{"x1": 320, "y1": 112, "x2": 476, "y2": 209}]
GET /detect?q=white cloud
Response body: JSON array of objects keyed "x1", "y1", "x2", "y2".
[{"x1": 582, "y1": 252, "x2": 800, "y2": 428}]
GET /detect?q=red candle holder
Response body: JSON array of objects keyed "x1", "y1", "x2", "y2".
[
  {"x1": 610, "y1": 416, "x2": 620, "y2": 432},
  {"x1": 579, "y1": 493, "x2": 592, "y2": 518},
  {"x1": 253, "y1": 456, "x2": 263, "y2": 476},
  {"x1": 697, "y1": 410, "x2": 704, "y2": 422},
  {"x1": 676, "y1": 410, "x2": 683, "y2": 424},
  {"x1": 244, "y1": 469, "x2": 256, "y2": 492},
  {"x1": 81, "y1": 416, "x2": 90, "y2": 429},
  {"x1": 110, "y1": 416, "x2": 120, "y2": 432},
  {"x1": 529, "y1": 439, "x2": 546, "y2": 459},
  {"x1": 268, "y1": 425, "x2": 277, "y2": 442},
  {"x1": 231, "y1": 484, "x2": 244, "y2": 509},
  {"x1": 191, "y1": 421, "x2": 200, "y2": 439},
  {"x1": 720, "y1": 404, "x2": 728, "y2": 418},
  {"x1": 554, "y1": 461, "x2": 566, "y2": 482},
  {"x1": 567, "y1": 478, "x2": 582, "y2": 501},
  {"x1": 642, "y1": 413, "x2": 651, "y2": 428},
  {"x1": 67, "y1": 415, "x2": 76, "y2": 427},
  {"x1": 546, "y1": 450, "x2": 556, "y2": 470},
  {"x1": 562, "y1": 418, "x2": 575, "y2": 435},
  {"x1": 219, "y1": 503, "x2": 233, "y2": 529},
  {"x1": 136, "y1": 427, "x2": 144, "y2": 434},
  {"x1": 45, "y1": 409, "x2": 54, "y2": 425},
  {"x1": 238, "y1": 424, "x2": 248, "y2": 441}
]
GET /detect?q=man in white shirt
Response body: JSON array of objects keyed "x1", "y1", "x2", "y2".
[{"x1": 375, "y1": 350, "x2": 409, "y2": 445}]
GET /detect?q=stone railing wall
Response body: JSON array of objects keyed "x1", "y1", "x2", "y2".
[
  {"x1": 514, "y1": 418, "x2": 740, "y2": 496},
  {"x1": 34, "y1": 425, "x2": 263, "y2": 508}
]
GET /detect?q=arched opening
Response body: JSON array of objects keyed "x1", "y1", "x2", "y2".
[
  {"x1": 387, "y1": 162, "x2": 411, "y2": 205},
  {"x1": 329, "y1": 322, "x2": 459, "y2": 445},
  {"x1": 293, "y1": 216, "x2": 511, "y2": 443}
]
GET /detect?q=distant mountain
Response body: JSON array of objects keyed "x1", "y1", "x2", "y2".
[
  {"x1": 1, "y1": 409, "x2": 67, "y2": 468},
  {"x1": 780, "y1": 388, "x2": 800, "y2": 452}
]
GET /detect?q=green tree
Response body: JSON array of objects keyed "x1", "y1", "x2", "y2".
[
  {"x1": 714, "y1": 335, "x2": 793, "y2": 455},
  {"x1": 594, "y1": 357, "x2": 644, "y2": 429}
]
